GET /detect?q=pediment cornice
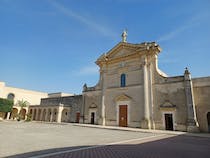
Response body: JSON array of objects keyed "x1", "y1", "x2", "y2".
[
  {"x1": 96, "y1": 42, "x2": 161, "y2": 66},
  {"x1": 115, "y1": 94, "x2": 132, "y2": 102}
]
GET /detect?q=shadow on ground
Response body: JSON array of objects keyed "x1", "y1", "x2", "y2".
[{"x1": 8, "y1": 134, "x2": 210, "y2": 158}]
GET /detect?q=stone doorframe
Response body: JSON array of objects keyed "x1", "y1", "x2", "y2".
[
  {"x1": 115, "y1": 94, "x2": 132, "y2": 127},
  {"x1": 162, "y1": 111, "x2": 176, "y2": 131},
  {"x1": 88, "y1": 108, "x2": 97, "y2": 124},
  {"x1": 116, "y1": 100, "x2": 131, "y2": 127}
]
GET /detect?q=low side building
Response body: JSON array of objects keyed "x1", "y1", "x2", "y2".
[
  {"x1": 29, "y1": 94, "x2": 82, "y2": 123},
  {"x1": 0, "y1": 81, "x2": 48, "y2": 120}
]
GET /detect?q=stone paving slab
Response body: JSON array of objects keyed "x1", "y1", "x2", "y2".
[
  {"x1": 1, "y1": 121, "x2": 210, "y2": 158},
  {"x1": 0, "y1": 121, "x2": 160, "y2": 157},
  {"x1": 49, "y1": 135, "x2": 210, "y2": 158},
  {"x1": 74, "y1": 123, "x2": 210, "y2": 138}
]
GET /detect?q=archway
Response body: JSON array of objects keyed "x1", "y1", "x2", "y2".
[
  {"x1": 207, "y1": 112, "x2": 210, "y2": 133},
  {"x1": 61, "y1": 109, "x2": 69, "y2": 122},
  {"x1": 47, "y1": 109, "x2": 52, "y2": 122},
  {"x1": 33, "y1": 109, "x2": 37, "y2": 120},
  {"x1": 19, "y1": 108, "x2": 26, "y2": 120},
  {"x1": 11, "y1": 108, "x2": 18, "y2": 120}
]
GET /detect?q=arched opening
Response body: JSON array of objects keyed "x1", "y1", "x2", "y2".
[
  {"x1": 120, "y1": 74, "x2": 126, "y2": 87},
  {"x1": 33, "y1": 109, "x2": 37, "y2": 120},
  {"x1": 47, "y1": 109, "x2": 52, "y2": 122},
  {"x1": 207, "y1": 112, "x2": 210, "y2": 133},
  {"x1": 61, "y1": 109, "x2": 69, "y2": 122},
  {"x1": 42, "y1": 109, "x2": 46, "y2": 121},
  {"x1": 11, "y1": 108, "x2": 18, "y2": 120},
  {"x1": 20, "y1": 108, "x2": 26, "y2": 120},
  {"x1": 7, "y1": 93, "x2": 15, "y2": 101},
  {"x1": 52, "y1": 109, "x2": 57, "y2": 122}
]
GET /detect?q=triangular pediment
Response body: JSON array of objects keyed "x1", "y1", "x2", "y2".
[
  {"x1": 89, "y1": 103, "x2": 97, "y2": 108},
  {"x1": 96, "y1": 42, "x2": 161, "y2": 66},
  {"x1": 115, "y1": 94, "x2": 132, "y2": 102},
  {"x1": 160, "y1": 101, "x2": 176, "y2": 109}
]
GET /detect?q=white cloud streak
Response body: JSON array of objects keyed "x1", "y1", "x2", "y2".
[
  {"x1": 75, "y1": 65, "x2": 99, "y2": 76},
  {"x1": 48, "y1": 0, "x2": 117, "y2": 38},
  {"x1": 157, "y1": 11, "x2": 210, "y2": 42}
]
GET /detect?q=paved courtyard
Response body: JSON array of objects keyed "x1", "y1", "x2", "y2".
[{"x1": 0, "y1": 121, "x2": 210, "y2": 158}]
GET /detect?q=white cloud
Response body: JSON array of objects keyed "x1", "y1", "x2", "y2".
[
  {"x1": 48, "y1": 0, "x2": 117, "y2": 38},
  {"x1": 75, "y1": 65, "x2": 99, "y2": 76},
  {"x1": 157, "y1": 11, "x2": 210, "y2": 42}
]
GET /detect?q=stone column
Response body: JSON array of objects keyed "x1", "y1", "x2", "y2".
[
  {"x1": 36, "y1": 109, "x2": 40, "y2": 121},
  {"x1": 141, "y1": 56, "x2": 151, "y2": 129},
  {"x1": 6, "y1": 112, "x2": 11, "y2": 120},
  {"x1": 57, "y1": 106, "x2": 64, "y2": 123},
  {"x1": 40, "y1": 109, "x2": 43, "y2": 122},
  {"x1": 45, "y1": 109, "x2": 48, "y2": 121},
  {"x1": 184, "y1": 68, "x2": 199, "y2": 132}
]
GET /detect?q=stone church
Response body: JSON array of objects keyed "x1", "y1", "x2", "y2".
[
  {"x1": 1, "y1": 31, "x2": 210, "y2": 133},
  {"x1": 82, "y1": 31, "x2": 210, "y2": 132}
]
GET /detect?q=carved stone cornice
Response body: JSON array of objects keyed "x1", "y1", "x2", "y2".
[{"x1": 114, "y1": 94, "x2": 132, "y2": 102}]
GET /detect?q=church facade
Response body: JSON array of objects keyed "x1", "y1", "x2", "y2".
[{"x1": 82, "y1": 32, "x2": 210, "y2": 132}]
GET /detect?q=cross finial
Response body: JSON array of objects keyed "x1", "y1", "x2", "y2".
[{"x1": 121, "y1": 29, "x2": 128, "y2": 42}]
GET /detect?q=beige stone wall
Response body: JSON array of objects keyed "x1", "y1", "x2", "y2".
[
  {"x1": 105, "y1": 86, "x2": 144, "y2": 127},
  {"x1": 0, "y1": 81, "x2": 48, "y2": 105},
  {"x1": 153, "y1": 81, "x2": 187, "y2": 131},
  {"x1": 193, "y1": 77, "x2": 210, "y2": 132},
  {"x1": 106, "y1": 58, "x2": 143, "y2": 88},
  {"x1": 83, "y1": 91, "x2": 102, "y2": 124}
]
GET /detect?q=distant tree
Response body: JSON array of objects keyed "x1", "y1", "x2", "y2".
[
  {"x1": 16, "y1": 100, "x2": 29, "y2": 121},
  {"x1": 0, "y1": 98, "x2": 13, "y2": 112},
  {"x1": 17, "y1": 100, "x2": 29, "y2": 108}
]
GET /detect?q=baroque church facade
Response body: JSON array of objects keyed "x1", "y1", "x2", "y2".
[
  {"x1": 82, "y1": 31, "x2": 210, "y2": 132},
  {"x1": 1, "y1": 32, "x2": 210, "y2": 133}
]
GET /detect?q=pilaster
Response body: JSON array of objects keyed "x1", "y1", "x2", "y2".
[
  {"x1": 184, "y1": 68, "x2": 199, "y2": 132},
  {"x1": 141, "y1": 56, "x2": 151, "y2": 129},
  {"x1": 101, "y1": 66, "x2": 107, "y2": 126},
  {"x1": 57, "y1": 106, "x2": 64, "y2": 123}
]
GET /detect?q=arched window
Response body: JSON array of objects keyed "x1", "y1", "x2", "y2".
[
  {"x1": 7, "y1": 93, "x2": 15, "y2": 101},
  {"x1": 121, "y1": 74, "x2": 126, "y2": 87}
]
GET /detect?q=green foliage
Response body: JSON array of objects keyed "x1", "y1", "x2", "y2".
[
  {"x1": 0, "y1": 98, "x2": 13, "y2": 112},
  {"x1": 25, "y1": 113, "x2": 32, "y2": 122},
  {"x1": 17, "y1": 100, "x2": 29, "y2": 108}
]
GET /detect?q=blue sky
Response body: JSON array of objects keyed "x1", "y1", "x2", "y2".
[{"x1": 0, "y1": 0, "x2": 210, "y2": 94}]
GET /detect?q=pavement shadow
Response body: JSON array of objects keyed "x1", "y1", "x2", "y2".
[{"x1": 7, "y1": 134, "x2": 210, "y2": 158}]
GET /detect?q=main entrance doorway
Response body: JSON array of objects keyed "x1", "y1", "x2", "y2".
[
  {"x1": 207, "y1": 112, "x2": 210, "y2": 132},
  {"x1": 91, "y1": 112, "x2": 95, "y2": 124},
  {"x1": 119, "y1": 105, "x2": 128, "y2": 127},
  {"x1": 165, "y1": 113, "x2": 174, "y2": 130}
]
